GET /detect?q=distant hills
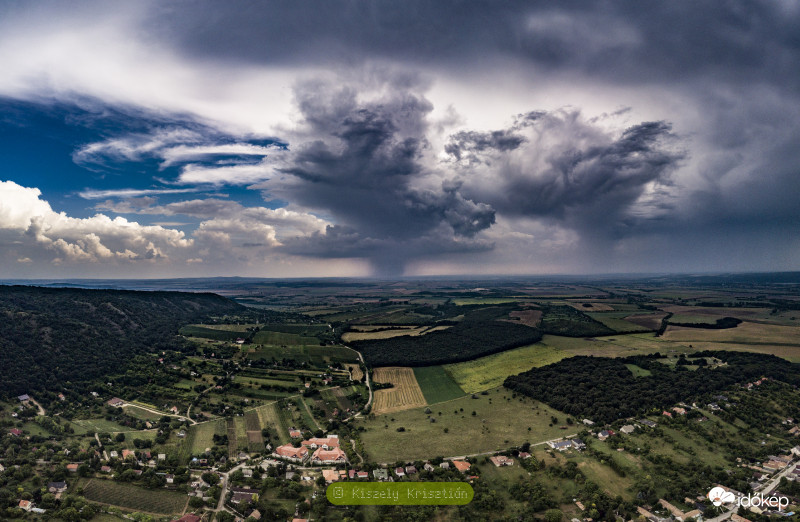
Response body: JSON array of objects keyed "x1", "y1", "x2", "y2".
[{"x1": 0, "y1": 285, "x2": 244, "y2": 396}]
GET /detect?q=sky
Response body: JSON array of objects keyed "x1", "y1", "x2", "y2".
[{"x1": 0, "y1": 1, "x2": 799, "y2": 278}]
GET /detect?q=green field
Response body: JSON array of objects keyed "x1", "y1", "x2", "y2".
[
  {"x1": 71, "y1": 418, "x2": 132, "y2": 434},
  {"x1": 247, "y1": 344, "x2": 359, "y2": 365},
  {"x1": 179, "y1": 325, "x2": 243, "y2": 341},
  {"x1": 444, "y1": 343, "x2": 569, "y2": 393},
  {"x1": 82, "y1": 479, "x2": 188, "y2": 514},
  {"x1": 358, "y1": 386, "x2": 571, "y2": 462},
  {"x1": 412, "y1": 366, "x2": 466, "y2": 404},
  {"x1": 625, "y1": 363, "x2": 652, "y2": 377},
  {"x1": 122, "y1": 405, "x2": 163, "y2": 421},
  {"x1": 186, "y1": 419, "x2": 225, "y2": 458},
  {"x1": 587, "y1": 312, "x2": 651, "y2": 332},
  {"x1": 253, "y1": 330, "x2": 320, "y2": 345}
]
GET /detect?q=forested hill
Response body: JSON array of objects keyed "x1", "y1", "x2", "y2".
[{"x1": 0, "y1": 285, "x2": 244, "y2": 396}]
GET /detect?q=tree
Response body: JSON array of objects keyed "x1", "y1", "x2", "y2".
[{"x1": 545, "y1": 509, "x2": 564, "y2": 522}]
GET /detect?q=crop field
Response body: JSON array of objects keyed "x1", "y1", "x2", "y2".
[
  {"x1": 247, "y1": 344, "x2": 359, "y2": 365},
  {"x1": 539, "y1": 333, "x2": 691, "y2": 358},
  {"x1": 624, "y1": 312, "x2": 668, "y2": 330},
  {"x1": 253, "y1": 330, "x2": 319, "y2": 345},
  {"x1": 244, "y1": 409, "x2": 264, "y2": 452},
  {"x1": 452, "y1": 297, "x2": 522, "y2": 305},
  {"x1": 358, "y1": 386, "x2": 571, "y2": 462},
  {"x1": 122, "y1": 405, "x2": 162, "y2": 421},
  {"x1": 185, "y1": 419, "x2": 224, "y2": 458},
  {"x1": 412, "y1": 366, "x2": 465, "y2": 404},
  {"x1": 371, "y1": 367, "x2": 427, "y2": 414},
  {"x1": 663, "y1": 321, "x2": 800, "y2": 345},
  {"x1": 342, "y1": 325, "x2": 451, "y2": 342},
  {"x1": 567, "y1": 302, "x2": 615, "y2": 311},
  {"x1": 587, "y1": 312, "x2": 651, "y2": 332},
  {"x1": 82, "y1": 479, "x2": 188, "y2": 514},
  {"x1": 444, "y1": 343, "x2": 569, "y2": 393},
  {"x1": 71, "y1": 418, "x2": 131, "y2": 433},
  {"x1": 254, "y1": 402, "x2": 289, "y2": 444},
  {"x1": 179, "y1": 325, "x2": 242, "y2": 341}
]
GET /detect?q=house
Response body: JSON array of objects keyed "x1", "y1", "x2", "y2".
[
  {"x1": 639, "y1": 419, "x2": 657, "y2": 428},
  {"x1": 242, "y1": 468, "x2": 253, "y2": 478},
  {"x1": 348, "y1": 469, "x2": 356, "y2": 479},
  {"x1": 597, "y1": 430, "x2": 612, "y2": 441},
  {"x1": 230, "y1": 486, "x2": 259, "y2": 504},
  {"x1": 673, "y1": 407, "x2": 687, "y2": 415},
  {"x1": 789, "y1": 426, "x2": 800, "y2": 436},
  {"x1": 549, "y1": 440, "x2": 574, "y2": 451},
  {"x1": 405, "y1": 465, "x2": 417, "y2": 474},
  {"x1": 273, "y1": 444, "x2": 309, "y2": 463},
  {"x1": 583, "y1": 419, "x2": 595, "y2": 425},
  {"x1": 357, "y1": 471, "x2": 369, "y2": 479},
  {"x1": 571, "y1": 438, "x2": 586, "y2": 450},
  {"x1": 177, "y1": 430, "x2": 186, "y2": 438},
  {"x1": 158, "y1": 453, "x2": 166, "y2": 461},
  {"x1": 490, "y1": 455, "x2": 514, "y2": 467},
  {"x1": 311, "y1": 446, "x2": 347, "y2": 464},
  {"x1": 66, "y1": 463, "x2": 79, "y2": 473},
  {"x1": 323, "y1": 469, "x2": 340, "y2": 483},
  {"x1": 289, "y1": 429, "x2": 302, "y2": 438},
  {"x1": 91, "y1": 391, "x2": 99, "y2": 397},
  {"x1": 440, "y1": 461, "x2": 450, "y2": 469},
  {"x1": 237, "y1": 452, "x2": 249, "y2": 461},
  {"x1": 791, "y1": 446, "x2": 800, "y2": 457},
  {"x1": 423, "y1": 462, "x2": 435, "y2": 472},
  {"x1": 373, "y1": 468, "x2": 389, "y2": 481},
  {"x1": 249, "y1": 510, "x2": 262, "y2": 520},
  {"x1": 620, "y1": 425, "x2": 636, "y2": 434},
  {"x1": 452, "y1": 460, "x2": 471, "y2": 473},
  {"x1": 58, "y1": 393, "x2": 66, "y2": 401},
  {"x1": 48, "y1": 481, "x2": 67, "y2": 493},
  {"x1": 301, "y1": 435, "x2": 340, "y2": 450},
  {"x1": 107, "y1": 397, "x2": 124, "y2": 407},
  {"x1": 101, "y1": 466, "x2": 112, "y2": 473},
  {"x1": 8, "y1": 428, "x2": 22, "y2": 437},
  {"x1": 0, "y1": 463, "x2": 5, "y2": 472},
  {"x1": 166, "y1": 474, "x2": 175, "y2": 484},
  {"x1": 662, "y1": 411, "x2": 673, "y2": 418},
  {"x1": 18, "y1": 394, "x2": 30, "y2": 403},
  {"x1": 518, "y1": 452, "x2": 532, "y2": 459},
  {"x1": 395, "y1": 467, "x2": 405, "y2": 477},
  {"x1": 19, "y1": 500, "x2": 33, "y2": 511},
  {"x1": 122, "y1": 449, "x2": 135, "y2": 460}
]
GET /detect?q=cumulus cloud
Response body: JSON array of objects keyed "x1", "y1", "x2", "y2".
[{"x1": 0, "y1": 180, "x2": 192, "y2": 264}]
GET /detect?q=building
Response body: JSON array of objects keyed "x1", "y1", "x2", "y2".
[
  {"x1": 639, "y1": 419, "x2": 657, "y2": 428},
  {"x1": 273, "y1": 444, "x2": 309, "y2": 463},
  {"x1": 107, "y1": 397, "x2": 124, "y2": 407},
  {"x1": 549, "y1": 440, "x2": 574, "y2": 451},
  {"x1": 373, "y1": 468, "x2": 389, "y2": 481},
  {"x1": 620, "y1": 425, "x2": 636, "y2": 434},
  {"x1": 395, "y1": 467, "x2": 405, "y2": 477},
  {"x1": 597, "y1": 430, "x2": 612, "y2": 441},
  {"x1": 230, "y1": 487, "x2": 259, "y2": 504},
  {"x1": 301, "y1": 435, "x2": 340, "y2": 450},
  {"x1": 48, "y1": 481, "x2": 67, "y2": 493},
  {"x1": 452, "y1": 460, "x2": 471, "y2": 473},
  {"x1": 19, "y1": 500, "x2": 33, "y2": 511},
  {"x1": 8, "y1": 428, "x2": 22, "y2": 437},
  {"x1": 289, "y1": 428, "x2": 302, "y2": 438},
  {"x1": 323, "y1": 469, "x2": 340, "y2": 483},
  {"x1": 66, "y1": 463, "x2": 79, "y2": 473},
  {"x1": 310, "y1": 446, "x2": 347, "y2": 464},
  {"x1": 18, "y1": 394, "x2": 30, "y2": 403},
  {"x1": 571, "y1": 438, "x2": 586, "y2": 450},
  {"x1": 490, "y1": 455, "x2": 514, "y2": 467}
]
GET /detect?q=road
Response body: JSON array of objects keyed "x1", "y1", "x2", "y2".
[
  {"x1": 29, "y1": 397, "x2": 46, "y2": 416},
  {"x1": 214, "y1": 460, "x2": 249, "y2": 514}
]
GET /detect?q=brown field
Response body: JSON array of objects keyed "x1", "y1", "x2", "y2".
[
  {"x1": 371, "y1": 367, "x2": 427, "y2": 415},
  {"x1": 662, "y1": 321, "x2": 800, "y2": 346},
  {"x1": 624, "y1": 312, "x2": 668, "y2": 330},
  {"x1": 342, "y1": 325, "x2": 451, "y2": 342},
  {"x1": 508, "y1": 309, "x2": 543, "y2": 327},
  {"x1": 346, "y1": 364, "x2": 364, "y2": 381}
]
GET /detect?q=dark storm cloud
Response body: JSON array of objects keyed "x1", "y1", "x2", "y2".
[
  {"x1": 450, "y1": 110, "x2": 684, "y2": 238},
  {"x1": 148, "y1": 1, "x2": 800, "y2": 90},
  {"x1": 260, "y1": 76, "x2": 495, "y2": 274}
]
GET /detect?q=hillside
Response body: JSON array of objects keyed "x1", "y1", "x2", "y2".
[{"x1": 0, "y1": 285, "x2": 244, "y2": 396}]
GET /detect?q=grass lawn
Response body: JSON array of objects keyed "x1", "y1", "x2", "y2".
[
  {"x1": 625, "y1": 364, "x2": 652, "y2": 377},
  {"x1": 412, "y1": 366, "x2": 466, "y2": 404},
  {"x1": 122, "y1": 405, "x2": 163, "y2": 421},
  {"x1": 358, "y1": 386, "x2": 571, "y2": 462},
  {"x1": 71, "y1": 418, "x2": 131, "y2": 434},
  {"x1": 444, "y1": 343, "x2": 569, "y2": 393},
  {"x1": 82, "y1": 478, "x2": 188, "y2": 514}
]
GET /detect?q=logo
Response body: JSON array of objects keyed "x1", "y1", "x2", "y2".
[{"x1": 708, "y1": 487, "x2": 735, "y2": 507}]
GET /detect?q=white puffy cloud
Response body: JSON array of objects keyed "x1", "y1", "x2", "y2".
[{"x1": 0, "y1": 180, "x2": 191, "y2": 264}]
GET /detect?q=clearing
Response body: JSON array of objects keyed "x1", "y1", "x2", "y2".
[{"x1": 371, "y1": 367, "x2": 427, "y2": 415}]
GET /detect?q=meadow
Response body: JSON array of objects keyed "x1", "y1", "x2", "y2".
[
  {"x1": 358, "y1": 386, "x2": 570, "y2": 462},
  {"x1": 444, "y1": 343, "x2": 569, "y2": 393},
  {"x1": 82, "y1": 479, "x2": 188, "y2": 514},
  {"x1": 412, "y1": 366, "x2": 465, "y2": 404}
]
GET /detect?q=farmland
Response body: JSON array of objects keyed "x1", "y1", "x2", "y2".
[
  {"x1": 412, "y1": 366, "x2": 465, "y2": 404},
  {"x1": 358, "y1": 386, "x2": 569, "y2": 462},
  {"x1": 342, "y1": 324, "x2": 451, "y2": 342},
  {"x1": 371, "y1": 367, "x2": 427, "y2": 414},
  {"x1": 444, "y1": 343, "x2": 569, "y2": 393},
  {"x1": 82, "y1": 479, "x2": 188, "y2": 514}
]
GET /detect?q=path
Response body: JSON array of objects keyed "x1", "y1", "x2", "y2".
[
  {"x1": 350, "y1": 439, "x2": 364, "y2": 466},
  {"x1": 122, "y1": 402, "x2": 197, "y2": 425},
  {"x1": 29, "y1": 397, "x2": 46, "y2": 416}
]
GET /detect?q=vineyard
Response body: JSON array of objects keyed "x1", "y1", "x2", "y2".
[
  {"x1": 244, "y1": 409, "x2": 264, "y2": 452},
  {"x1": 254, "y1": 402, "x2": 289, "y2": 444},
  {"x1": 371, "y1": 367, "x2": 427, "y2": 415},
  {"x1": 82, "y1": 479, "x2": 188, "y2": 514}
]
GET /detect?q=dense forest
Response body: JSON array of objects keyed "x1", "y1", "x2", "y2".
[
  {"x1": 351, "y1": 305, "x2": 542, "y2": 366},
  {"x1": 504, "y1": 351, "x2": 800, "y2": 423},
  {"x1": 538, "y1": 305, "x2": 616, "y2": 336},
  {"x1": 0, "y1": 285, "x2": 244, "y2": 396}
]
